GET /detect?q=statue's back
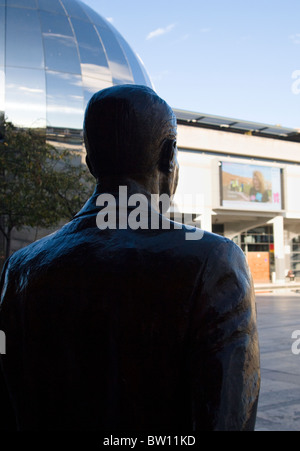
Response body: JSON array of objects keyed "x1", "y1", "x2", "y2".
[{"x1": 0, "y1": 201, "x2": 260, "y2": 430}]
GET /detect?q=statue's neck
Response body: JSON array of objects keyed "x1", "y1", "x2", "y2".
[{"x1": 95, "y1": 174, "x2": 159, "y2": 199}]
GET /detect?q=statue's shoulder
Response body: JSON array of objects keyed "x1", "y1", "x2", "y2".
[
  {"x1": 191, "y1": 229, "x2": 244, "y2": 260},
  {"x1": 171, "y1": 223, "x2": 236, "y2": 253},
  {"x1": 155, "y1": 222, "x2": 241, "y2": 270},
  {"x1": 6, "y1": 220, "x2": 77, "y2": 275}
]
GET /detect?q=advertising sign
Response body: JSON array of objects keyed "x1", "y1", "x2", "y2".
[{"x1": 221, "y1": 161, "x2": 282, "y2": 211}]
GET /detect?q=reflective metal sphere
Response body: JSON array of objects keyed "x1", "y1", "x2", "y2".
[{"x1": 0, "y1": 0, "x2": 153, "y2": 131}]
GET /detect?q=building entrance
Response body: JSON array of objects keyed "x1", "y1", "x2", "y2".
[{"x1": 233, "y1": 225, "x2": 274, "y2": 283}]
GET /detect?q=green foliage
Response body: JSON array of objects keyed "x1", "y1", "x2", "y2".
[{"x1": 0, "y1": 121, "x2": 94, "y2": 259}]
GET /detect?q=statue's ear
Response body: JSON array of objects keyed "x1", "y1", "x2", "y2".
[{"x1": 159, "y1": 139, "x2": 177, "y2": 174}]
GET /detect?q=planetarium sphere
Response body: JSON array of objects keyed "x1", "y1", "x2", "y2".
[{"x1": 0, "y1": 0, "x2": 153, "y2": 132}]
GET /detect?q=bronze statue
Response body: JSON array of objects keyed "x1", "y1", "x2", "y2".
[{"x1": 0, "y1": 85, "x2": 260, "y2": 431}]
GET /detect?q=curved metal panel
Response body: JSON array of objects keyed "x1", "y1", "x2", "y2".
[
  {"x1": 94, "y1": 25, "x2": 134, "y2": 85},
  {"x1": 112, "y1": 27, "x2": 148, "y2": 87},
  {"x1": 0, "y1": 68, "x2": 4, "y2": 115},
  {"x1": 37, "y1": 0, "x2": 65, "y2": 14},
  {"x1": 6, "y1": 7, "x2": 44, "y2": 69},
  {"x1": 5, "y1": 67, "x2": 46, "y2": 128},
  {"x1": 60, "y1": 0, "x2": 89, "y2": 20},
  {"x1": 40, "y1": 11, "x2": 81, "y2": 74},
  {"x1": 71, "y1": 18, "x2": 111, "y2": 82},
  {"x1": 82, "y1": 76, "x2": 112, "y2": 108},
  {"x1": 0, "y1": 6, "x2": 4, "y2": 67},
  {"x1": 74, "y1": 1, "x2": 106, "y2": 27},
  {"x1": 46, "y1": 70, "x2": 83, "y2": 129},
  {"x1": 7, "y1": 0, "x2": 37, "y2": 8}
]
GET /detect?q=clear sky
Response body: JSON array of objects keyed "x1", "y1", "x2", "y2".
[{"x1": 83, "y1": 0, "x2": 300, "y2": 129}]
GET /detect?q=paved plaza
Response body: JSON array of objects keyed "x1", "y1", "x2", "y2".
[{"x1": 255, "y1": 291, "x2": 300, "y2": 431}]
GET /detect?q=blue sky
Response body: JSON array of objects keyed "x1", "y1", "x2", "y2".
[{"x1": 83, "y1": 0, "x2": 300, "y2": 129}]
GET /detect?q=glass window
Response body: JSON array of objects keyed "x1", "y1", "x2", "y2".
[
  {"x1": 113, "y1": 29, "x2": 148, "y2": 86},
  {"x1": 40, "y1": 11, "x2": 80, "y2": 74},
  {"x1": 241, "y1": 225, "x2": 275, "y2": 256},
  {"x1": 212, "y1": 223, "x2": 225, "y2": 236},
  {"x1": 291, "y1": 237, "x2": 300, "y2": 278},
  {"x1": 95, "y1": 26, "x2": 134, "y2": 85},
  {"x1": 60, "y1": 0, "x2": 89, "y2": 20},
  {"x1": 5, "y1": 67, "x2": 46, "y2": 128},
  {"x1": 46, "y1": 71, "x2": 84, "y2": 129},
  {"x1": 0, "y1": 7, "x2": 4, "y2": 66},
  {"x1": 37, "y1": 0, "x2": 65, "y2": 14},
  {"x1": 6, "y1": 0, "x2": 37, "y2": 8},
  {"x1": 6, "y1": 7, "x2": 44, "y2": 69},
  {"x1": 71, "y1": 18, "x2": 111, "y2": 81},
  {"x1": 247, "y1": 244, "x2": 270, "y2": 252}
]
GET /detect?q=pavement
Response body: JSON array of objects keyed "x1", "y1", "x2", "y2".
[
  {"x1": 255, "y1": 291, "x2": 300, "y2": 431},
  {"x1": 254, "y1": 281, "x2": 300, "y2": 294}
]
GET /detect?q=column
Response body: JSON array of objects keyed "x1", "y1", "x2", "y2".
[
  {"x1": 270, "y1": 216, "x2": 285, "y2": 283},
  {"x1": 201, "y1": 209, "x2": 212, "y2": 233}
]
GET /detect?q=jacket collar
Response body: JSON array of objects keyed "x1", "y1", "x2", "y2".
[
  {"x1": 74, "y1": 186, "x2": 102, "y2": 219},
  {"x1": 74, "y1": 184, "x2": 155, "y2": 220}
]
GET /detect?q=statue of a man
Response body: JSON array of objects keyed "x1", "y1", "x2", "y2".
[{"x1": 0, "y1": 85, "x2": 260, "y2": 431}]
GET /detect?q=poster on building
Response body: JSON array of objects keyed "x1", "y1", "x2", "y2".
[{"x1": 221, "y1": 161, "x2": 282, "y2": 211}]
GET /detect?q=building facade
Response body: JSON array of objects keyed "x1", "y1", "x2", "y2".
[{"x1": 173, "y1": 110, "x2": 300, "y2": 284}]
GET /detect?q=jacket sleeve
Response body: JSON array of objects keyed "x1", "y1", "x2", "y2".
[
  {"x1": 188, "y1": 239, "x2": 260, "y2": 431},
  {"x1": 0, "y1": 259, "x2": 17, "y2": 431}
]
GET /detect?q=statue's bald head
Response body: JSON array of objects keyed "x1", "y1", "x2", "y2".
[{"x1": 83, "y1": 85, "x2": 177, "y2": 179}]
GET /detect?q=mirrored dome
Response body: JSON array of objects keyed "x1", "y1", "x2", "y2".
[{"x1": 0, "y1": 0, "x2": 153, "y2": 133}]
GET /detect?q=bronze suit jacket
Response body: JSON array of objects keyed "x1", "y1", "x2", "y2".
[{"x1": 0, "y1": 187, "x2": 260, "y2": 431}]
